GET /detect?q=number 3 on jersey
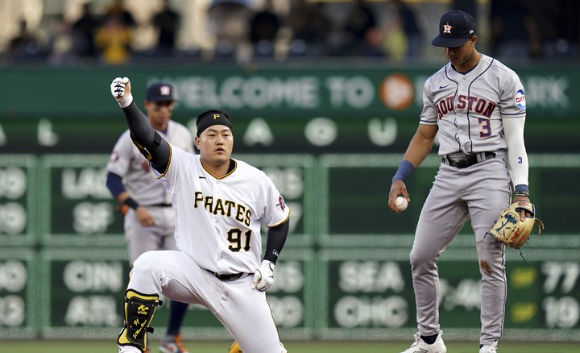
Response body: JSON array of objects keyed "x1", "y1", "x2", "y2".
[
  {"x1": 227, "y1": 228, "x2": 251, "y2": 252},
  {"x1": 478, "y1": 117, "x2": 491, "y2": 137}
]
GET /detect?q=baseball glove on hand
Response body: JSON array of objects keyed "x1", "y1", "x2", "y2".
[
  {"x1": 487, "y1": 200, "x2": 545, "y2": 249},
  {"x1": 115, "y1": 204, "x2": 129, "y2": 217}
]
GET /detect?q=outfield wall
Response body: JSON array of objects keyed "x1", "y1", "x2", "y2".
[
  {"x1": 0, "y1": 153, "x2": 578, "y2": 341},
  {"x1": 0, "y1": 65, "x2": 578, "y2": 341},
  {"x1": 0, "y1": 65, "x2": 578, "y2": 154}
]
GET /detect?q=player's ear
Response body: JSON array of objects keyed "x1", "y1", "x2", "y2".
[
  {"x1": 470, "y1": 35, "x2": 477, "y2": 46},
  {"x1": 194, "y1": 136, "x2": 201, "y2": 149}
]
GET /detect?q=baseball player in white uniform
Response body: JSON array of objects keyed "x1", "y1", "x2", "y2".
[
  {"x1": 106, "y1": 82, "x2": 194, "y2": 353},
  {"x1": 110, "y1": 77, "x2": 290, "y2": 353},
  {"x1": 388, "y1": 11, "x2": 535, "y2": 353}
]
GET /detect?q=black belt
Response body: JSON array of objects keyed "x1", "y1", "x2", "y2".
[
  {"x1": 145, "y1": 203, "x2": 172, "y2": 207},
  {"x1": 443, "y1": 152, "x2": 496, "y2": 169},
  {"x1": 206, "y1": 270, "x2": 249, "y2": 281}
]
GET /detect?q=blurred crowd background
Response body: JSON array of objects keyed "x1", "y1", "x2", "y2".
[{"x1": 0, "y1": 0, "x2": 578, "y2": 67}]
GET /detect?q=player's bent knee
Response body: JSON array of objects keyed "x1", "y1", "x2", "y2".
[
  {"x1": 117, "y1": 289, "x2": 163, "y2": 352},
  {"x1": 132, "y1": 251, "x2": 162, "y2": 274},
  {"x1": 133, "y1": 250, "x2": 159, "y2": 267},
  {"x1": 409, "y1": 249, "x2": 437, "y2": 272},
  {"x1": 409, "y1": 250, "x2": 424, "y2": 268}
]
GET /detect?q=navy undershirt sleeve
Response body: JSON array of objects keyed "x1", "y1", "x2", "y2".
[{"x1": 106, "y1": 172, "x2": 126, "y2": 198}]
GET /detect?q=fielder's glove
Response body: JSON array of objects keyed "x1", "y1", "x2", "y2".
[
  {"x1": 487, "y1": 200, "x2": 545, "y2": 249},
  {"x1": 251, "y1": 260, "x2": 275, "y2": 291},
  {"x1": 110, "y1": 77, "x2": 133, "y2": 108},
  {"x1": 115, "y1": 204, "x2": 129, "y2": 217}
]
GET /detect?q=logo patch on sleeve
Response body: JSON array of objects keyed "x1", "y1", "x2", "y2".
[
  {"x1": 515, "y1": 89, "x2": 526, "y2": 110},
  {"x1": 276, "y1": 196, "x2": 286, "y2": 211}
]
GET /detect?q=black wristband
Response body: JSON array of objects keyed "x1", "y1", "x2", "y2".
[
  {"x1": 124, "y1": 197, "x2": 139, "y2": 210},
  {"x1": 263, "y1": 250, "x2": 280, "y2": 264}
]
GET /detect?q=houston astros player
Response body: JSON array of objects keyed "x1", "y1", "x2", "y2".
[
  {"x1": 106, "y1": 82, "x2": 194, "y2": 353},
  {"x1": 109, "y1": 76, "x2": 290, "y2": 353},
  {"x1": 388, "y1": 11, "x2": 535, "y2": 353}
]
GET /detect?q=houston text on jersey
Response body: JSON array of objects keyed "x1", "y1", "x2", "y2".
[{"x1": 436, "y1": 95, "x2": 496, "y2": 119}]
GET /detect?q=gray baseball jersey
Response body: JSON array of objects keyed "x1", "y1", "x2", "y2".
[
  {"x1": 410, "y1": 54, "x2": 526, "y2": 346},
  {"x1": 421, "y1": 54, "x2": 525, "y2": 155},
  {"x1": 107, "y1": 120, "x2": 194, "y2": 262}
]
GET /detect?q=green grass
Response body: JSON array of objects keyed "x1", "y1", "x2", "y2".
[{"x1": 1, "y1": 340, "x2": 578, "y2": 353}]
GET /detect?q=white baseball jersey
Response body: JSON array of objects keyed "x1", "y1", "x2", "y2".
[
  {"x1": 420, "y1": 54, "x2": 526, "y2": 155},
  {"x1": 154, "y1": 145, "x2": 290, "y2": 275},
  {"x1": 106, "y1": 120, "x2": 194, "y2": 206}
]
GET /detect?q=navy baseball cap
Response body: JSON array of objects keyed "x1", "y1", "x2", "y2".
[
  {"x1": 431, "y1": 10, "x2": 476, "y2": 48},
  {"x1": 145, "y1": 83, "x2": 175, "y2": 102}
]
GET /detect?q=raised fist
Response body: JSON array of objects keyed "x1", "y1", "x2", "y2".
[{"x1": 110, "y1": 77, "x2": 133, "y2": 108}]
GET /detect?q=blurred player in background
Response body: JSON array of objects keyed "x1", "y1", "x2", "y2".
[
  {"x1": 389, "y1": 10, "x2": 534, "y2": 353},
  {"x1": 106, "y1": 82, "x2": 193, "y2": 353},
  {"x1": 110, "y1": 76, "x2": 290, "y2": 353}
]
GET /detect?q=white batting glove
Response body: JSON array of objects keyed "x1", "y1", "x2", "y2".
[
  {"x1": 110, "y1": 77, "x2": 133, "y2": 108},
  {"x1": 251, "y1": 260, "x2": 275, "y2": 291}
]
